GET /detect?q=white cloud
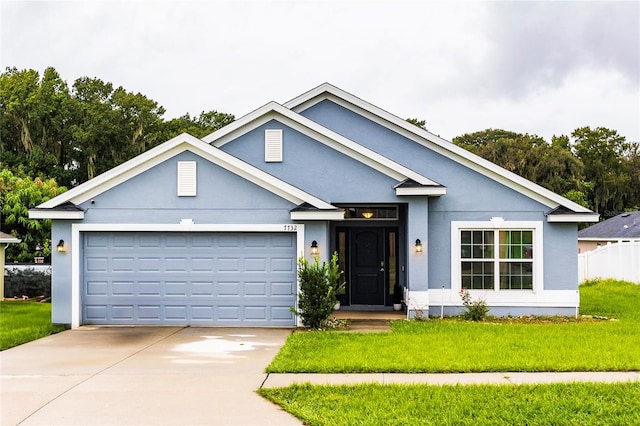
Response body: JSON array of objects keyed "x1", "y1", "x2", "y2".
[{"x1": 1, "y1": 0, "x2": 638, "y2": 142}]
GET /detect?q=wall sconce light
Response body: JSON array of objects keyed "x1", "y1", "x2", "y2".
[
  {"x1": 56, "y1": 239, "x2": 66, "y2": 253},
  {"x1": 310, "y1": 240, "x2": 319, "y2": 256},
  {"x1": 415, "y1": 239, "x2": 423, "y2": 253}
]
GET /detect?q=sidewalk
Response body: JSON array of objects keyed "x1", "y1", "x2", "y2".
[{"x1": 262, "y1": 371, "x2": 640, "y2": 388}]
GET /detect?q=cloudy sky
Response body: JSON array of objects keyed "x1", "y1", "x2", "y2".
[{"x1": 1, "y1": 1, "x2": 638, "y2": 142}]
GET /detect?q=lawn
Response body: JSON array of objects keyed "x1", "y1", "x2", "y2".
[
  {"x1": 259, "y1": 382, "x2": 640, "y2": 426},
  {"x1": 0, "y1": 301, "x2": 66, "y2": 350},
  {"x1": 262, "y1": 280, "x2": 640, "y2": 425},
  {"x1": 267, "y1": 279, "x2": 640, "y2": 373}
]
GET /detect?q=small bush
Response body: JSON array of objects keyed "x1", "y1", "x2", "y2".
[
  {"x1": 4, "y1": 268, "x2": 51, "y2": 298},
  {"x1": 293, "y1": 253, "x2": 344, "y2": 329},
  {"x1": 460, "y1": 289, "x2": 490, "y2": 321}
]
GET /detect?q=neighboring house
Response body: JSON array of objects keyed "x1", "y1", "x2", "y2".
[
  {"x1": 578, "y1": 211, "x2": 640, "y2": 253},
  {"x1": 0, "y1": 231, "x2": 21, "y2": 300},
  {"x1": 29, "y1": 83, "x2": 598, "y2": 328}
]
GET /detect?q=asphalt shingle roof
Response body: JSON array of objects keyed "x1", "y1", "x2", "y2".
[{"x1": 578, "y1": 211, "x2": 640, "y2": 239}]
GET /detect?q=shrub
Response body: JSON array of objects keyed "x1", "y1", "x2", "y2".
[
  {"x1": 4, "y1": 268, "x2": 51, "y2": 298},
  {"x1": 293, "y1": 253, "x2": 344, "y2": 329},
  {"x1": 460, "y1": 289, "x2": 490, "y2": 321}
]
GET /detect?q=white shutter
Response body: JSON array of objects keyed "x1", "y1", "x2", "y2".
[
  {"x1": 265, "y1": 129, "x2": 283, "y2": 162},
  {"x1": 177, "y1": 161, "x2": 197, "y2": 196}
]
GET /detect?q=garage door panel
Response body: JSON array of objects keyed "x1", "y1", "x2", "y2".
[{"x1": 82, "y1": 232, "x2": 296, "y2": 326}]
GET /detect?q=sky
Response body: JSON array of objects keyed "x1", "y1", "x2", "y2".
[{"x1": 1, "y1": 0, "x2": 639, "y2": 143}]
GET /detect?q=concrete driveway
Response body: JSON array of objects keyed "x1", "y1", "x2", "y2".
[{"x1": 0, "y1": 326, "x2": 301, "y2": 425}]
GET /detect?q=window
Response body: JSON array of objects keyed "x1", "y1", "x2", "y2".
[{"x1": 454, "y1": 220, "x2": 541, "y2": 291}]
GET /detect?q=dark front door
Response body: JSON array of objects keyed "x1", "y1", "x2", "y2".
[{"x1": 350, "y1": 227, "x2": 385, "y2": 305}]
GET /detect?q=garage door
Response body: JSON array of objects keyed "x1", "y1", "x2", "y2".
[{"x1": 82, "y1": 232, "x2": 297, "y2": 326}]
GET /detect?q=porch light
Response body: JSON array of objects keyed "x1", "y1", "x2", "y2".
[
  {"x1": 56, "y1": 239, "x2": 67, "y2": 253},
  {"x1": 310, "y1": 240, "x2": 319, "y2": 256},
  {"x1": 362, "y1": 210, "x2": 374, "y2": 219},
  {"x1": 415, "y1": 239, "x2": 423, "y2": 253}
]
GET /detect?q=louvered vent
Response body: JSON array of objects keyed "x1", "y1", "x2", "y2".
[
  {"x1": 265, "y1": 129, "x2": 283, "y2": 162},
  {"x1": 177, "y1": 161, "x2": 197, "y2": 196}
]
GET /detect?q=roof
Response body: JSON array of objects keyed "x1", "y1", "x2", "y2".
[
  {"x1": 29, "y1": 133, "x2": 341, "y2": 220},
  {"x1": 578, "y1": 211, "x2": 640, "y2": 239},
  {"x1": 202, "y1": 101, "x2": 443, "y2": 189},
  {"x1": 284, "y1": 83, "x2": 598, "y2": 222},
  {"x1": 0, "y1": 231, "x2": 21, "y2": 244}
]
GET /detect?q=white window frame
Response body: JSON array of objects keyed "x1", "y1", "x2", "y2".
[{"x1": 451, "y1": 218, "x2": 543, "y2": 294}]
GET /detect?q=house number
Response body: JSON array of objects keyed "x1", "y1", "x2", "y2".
[{"x1": 283, "y1": 225, "x2": 297, "y2": 231}]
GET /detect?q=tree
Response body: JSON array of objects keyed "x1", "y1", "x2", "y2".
[
  {"x1": 453, "y1": 129, "x2": 590, "y2": 208},
  {"x1": 158, "y1": 110, "x2": 235, "y2": 140},
  {"x1": 406, "y1": 118, "x2": 427, "y2": 130},
  {"x1": 0, "y1": 168, "x2": 66, "y2": 262},
  {"x1": 572, "y1": 127, "x2": 634, "y2": 216}
]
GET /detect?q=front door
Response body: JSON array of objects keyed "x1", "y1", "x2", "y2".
[{"x1": 350, "y1": 227, "x2": 386, "y2": 305}]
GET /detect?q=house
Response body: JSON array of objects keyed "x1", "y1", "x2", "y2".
[
  {"x1": 29, "y1": 83, "x2": 599, "y2": 328},
  {"x1": 578, "y1": 211, "x2": 640, "y2": 253},
  {"x1": 0, "y1": 230, "x2": 21, "y2": 300}
]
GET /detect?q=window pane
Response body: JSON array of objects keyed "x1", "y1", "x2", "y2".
[
  {"x1": 462, "y1": 261, "x2": 494, "y2": 290},
  {"x1": 461, "y1": 231, "x2": 471, "y2": 244},
  {"x1": 499, "y1": 230, "x2": 534, "y2": 260},
  {"x1": 461, "y1": 244, "x2": 471, "y2": 259},
  {"x1": 499, "y1": 261, "x2": 533, "y2": 290}
]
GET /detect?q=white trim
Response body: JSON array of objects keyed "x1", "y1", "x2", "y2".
[
  {"x1": 203, "y1": 102, "x2": 439, "y2": 187},
  {"x1": 69, "y1": 222, "x2": 305, "y2": 328},
  {"x1": 451, "y1": 220, "x2": 544, "y2": 295},
  {"x1": 285, "y1": 83, "x2": 594, "y2": 216},
  {"x1": 547, "y1": 213, "x2": 599, "y2": 223},
  {"x1": 395, "y1": 187, "x2": 447, "y2": 196},
  {"x1": 29, "y1": 210, "x2": 85, "y2": 219},
  {"x1": 429, "y1": 288, "x2": 579, "y2": 308},
  {"x1": 34, "y1": 133, "x2": 336, "y2": 214},
  {"x1": 290, "y1": 210, "x2": 345, "y2": 221}
]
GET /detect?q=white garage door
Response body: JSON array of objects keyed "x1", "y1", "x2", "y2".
[{"x1": 82, "y1": 232, "x2": 297, "y2": 326}]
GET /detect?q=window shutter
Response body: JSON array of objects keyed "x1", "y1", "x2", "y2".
[
  {"x1": 177, "y1": 161, "x2": 197, "y2": 196},
  {"x1": 265, "y1": 129, "x2": 283, "y2": 162}
]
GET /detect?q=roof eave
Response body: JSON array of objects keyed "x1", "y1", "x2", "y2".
[
  {"x1": 290, "y1": 210, "x2": 345, "y2": 221},
  {"x1": 546, "y1": 213, "x2": 600, "y2": 223},
  {"x1": 29, "y1": 209, "x2": 86, "y2": 220}
]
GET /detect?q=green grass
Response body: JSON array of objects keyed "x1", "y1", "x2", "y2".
[
  {"x1": 0, "y1": 301, "x2": 66, "y2": 350},
  {"x1": 259, "y1": 382, "x2": 640, "y2": 426},
  {"x1": 267, "y1": 279, "x2": 640, "y2": 373}
]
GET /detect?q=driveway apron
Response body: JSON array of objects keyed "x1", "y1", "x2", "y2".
[{"x1": 0, "y1": 326, "x2": 301, "y2": 425}]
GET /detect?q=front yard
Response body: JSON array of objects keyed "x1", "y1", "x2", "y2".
[
  {"x1": 267, "y1": 279, "x2": 640, "y2": 373},
  {"x1": 0, "y1": 301, "x2": 66, "y2": 351},
  {"x1": 260, "y1": 279, "x2": 640, "y2": 425}
]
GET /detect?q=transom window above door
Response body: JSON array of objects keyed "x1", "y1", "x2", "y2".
[{"x1": 340, "y1": 206, "x2": 398, "y2": 220}]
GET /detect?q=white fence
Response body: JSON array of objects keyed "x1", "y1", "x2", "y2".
[{"x1": 578, "y1": 241, "x2": 640, "y2": 284}]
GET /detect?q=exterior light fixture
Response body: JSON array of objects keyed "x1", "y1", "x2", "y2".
[
  {"x1": 415, "y1": 239, "x2": 423, "y2": 253},
  {"x1": 362, "y1": 210, "x2": 374, "y2": 219},
  {"x1": 310, "y1": 240, "x2": 319, "y2": 256},
  {"x1": 56, "y1": 239, "x2": 66, "y2": 253}
]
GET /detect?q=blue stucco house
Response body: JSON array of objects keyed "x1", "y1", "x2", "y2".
[{"x1": 30, "y1": 83, "x2": 598, "y2": 327}]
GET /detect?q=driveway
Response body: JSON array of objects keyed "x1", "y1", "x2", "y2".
[{"x1": 0, "y1": 326, "x2": 301, "y2": 425}]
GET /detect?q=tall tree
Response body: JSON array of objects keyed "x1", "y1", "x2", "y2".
[
  {"x1": 571, "y1": 127, "x2": 633, "y2": 215},
  {"x1": 0, "y1": 168, "x2": 66, "y2": 262}
]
